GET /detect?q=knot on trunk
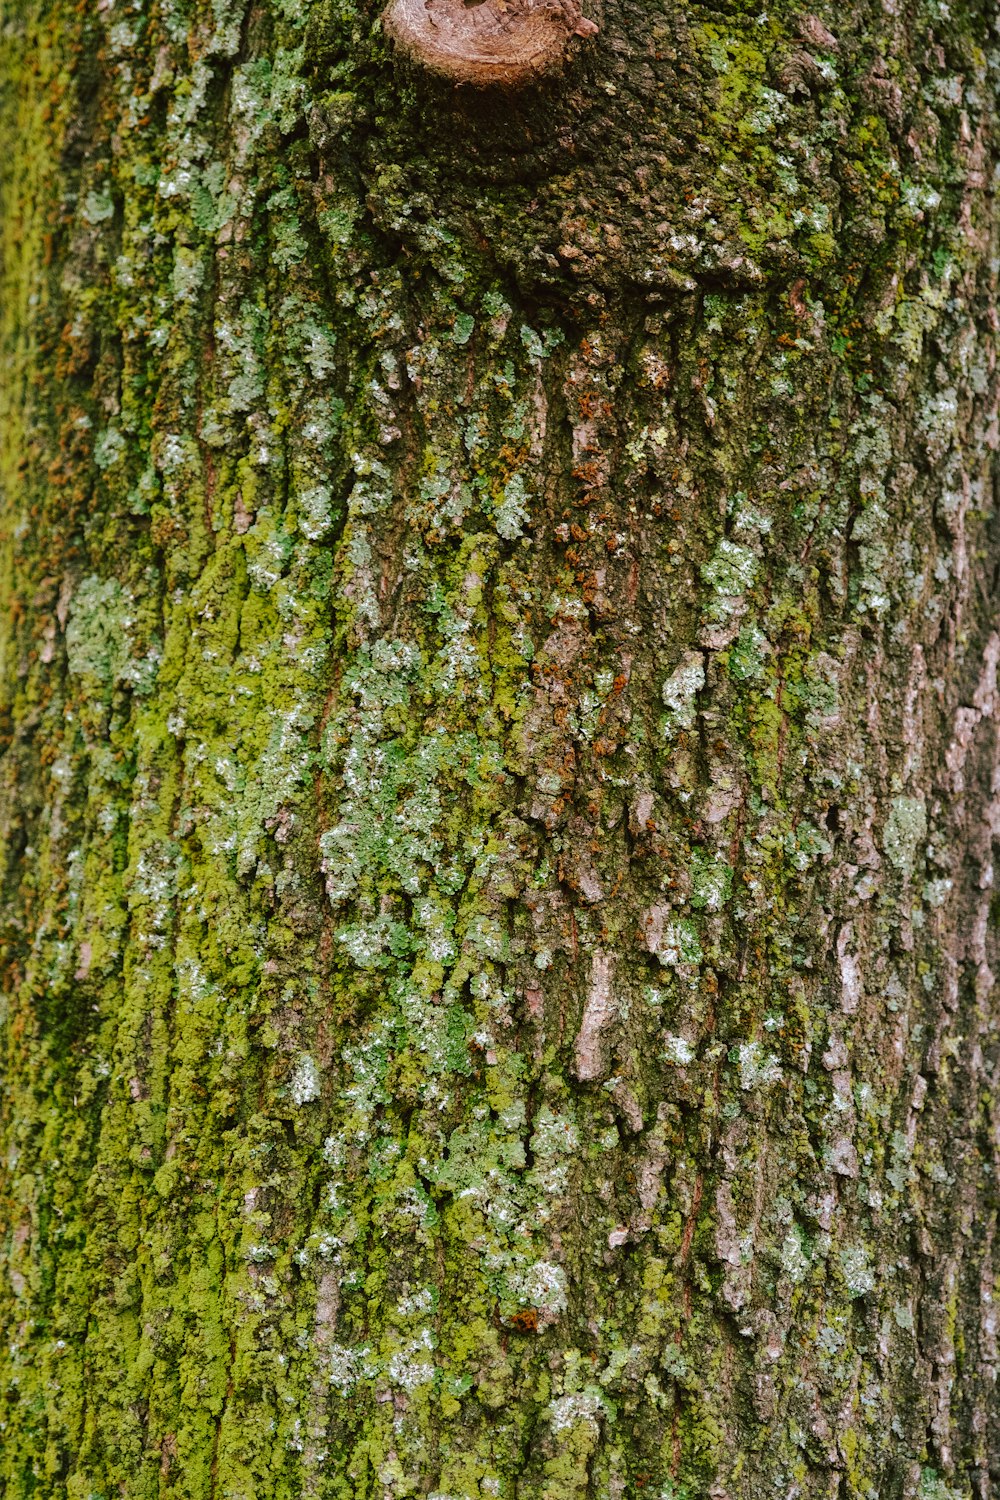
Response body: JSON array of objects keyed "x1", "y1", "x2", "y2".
[{"x1": 383, "y1": 0, "x2": 598, "y2": 88}]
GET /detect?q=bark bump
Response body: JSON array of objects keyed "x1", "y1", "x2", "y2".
[{"x1": 383, "y1": 0, "x2": 597, "y2": 87}]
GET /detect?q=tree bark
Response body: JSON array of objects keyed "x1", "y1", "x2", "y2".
[{"x1": 2, "y1": 0, "x2": 1000, "y2": 1495}]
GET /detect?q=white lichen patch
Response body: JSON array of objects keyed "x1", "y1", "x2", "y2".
[
  {"x1": 736, "y1": 1042, "x2": 782, "y2": 1091},
  {"x1": 386, "y1": 1331, "x2": 436, "y2": 1391},
  {"x1": 689, "y1": 851, "x2": 733, "y2": 912},
  {"x1": 528, "y1": 1106, "x2": 579, "y2": 1197},
  {"x1": 328, "y1": 1343, "x2": 367, "y2": 1394},
  {"x1": 395, "y1": 1286, "x2": 435, "y2": 1317},
  {"x1": 883, "y1": 795, "x2": 927, "y2": 874},
  {"x1": 642, "y1": 905, "x2": 703, "y2": 968},
  {"x1": 840, "y1": 1245, "x2": 874, "y2": 1299},
  {"x1": 548, "y1": 1389, "x2": 606, "y2": 1435},
  {"x1": 779, "y1": 1226, "x2": 811, "y2": 1284},
  {"x1": 66, "y1": 575, "x2": 132, "y2": 686},
  {"x1": 508, "y1": 1260, "x2": 567, "y2": 1317},
  {"x1": 94, "y1": 425, "x2": 127, "y2": 470},
  {"x1": 660, "y1": 652, "x2": 705, "y2": 734},
  {"x1": 493, "y1": 472, "x2": 531, "y2": 540},
  {"x1": 289, "y1": 1053, "x2": 321, "y2": 1105},
  {"x1": 296, "y1": 483, "x2": 335, "y2": 540},
  {"x1": 662, "y1": 1034, "x2": 695, "y2": 1066},
  {"x1": 922, "y1": 877, "x2": 953, "y2": 908},
  {"x1": 701, "y1": 538, "x2": 757, "y2": 608},
  {"x1": 529, "y1": 1105, "x2": 579, "y2": 1158}
]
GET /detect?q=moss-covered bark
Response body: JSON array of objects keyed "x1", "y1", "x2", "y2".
[{"x1": 2, "y1": 0, "x2": 1000, "y2": 1494}]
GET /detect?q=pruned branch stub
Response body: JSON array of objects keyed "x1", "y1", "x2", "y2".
[{"x1": 383, "y1": 0, "x2": 598, "y2": 88}]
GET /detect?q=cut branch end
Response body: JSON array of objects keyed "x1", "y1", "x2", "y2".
[{"x1": 383, "y1": 0, "x2": 598, "y2": 88}]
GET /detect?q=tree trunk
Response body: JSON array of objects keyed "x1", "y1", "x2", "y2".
[{"x1": 2, "y1": 0, "x2": 1000, "y2": 1495}]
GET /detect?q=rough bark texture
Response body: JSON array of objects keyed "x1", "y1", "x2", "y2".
[{"x1": 2, "y1": 0, "x2": 1000, "y2": 1496}]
